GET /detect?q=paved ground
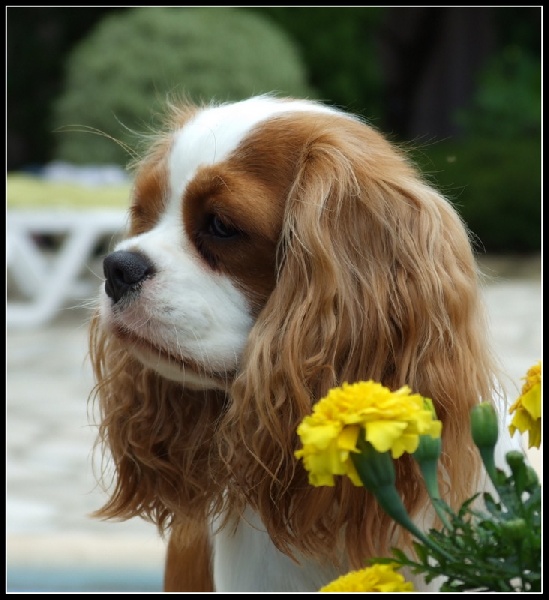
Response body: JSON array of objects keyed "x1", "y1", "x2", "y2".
[{"x1": 6, "y1": 256, "x2": 542, "y2": 592}]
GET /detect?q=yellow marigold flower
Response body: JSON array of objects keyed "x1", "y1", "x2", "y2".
[
  {"x1": 295, "y1": 381, "x2": 442, "y2": 486},
  {"x1": 320, "y1": 563, "x2": 415, "y2": 592},
  {"x1": 509, "y1": 361, "x2": 542, "y2": 449}
]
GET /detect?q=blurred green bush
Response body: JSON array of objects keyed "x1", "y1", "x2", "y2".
[
  {"x1": 51, "y1": 7, "x2": 314, "y2": 166},
  {"x1": 455, "y1": 45, "x2": 540, "y2": 139},
  {"x1": 412, "y1": 136, "x2": 540, "y2": 254},
  {"x1": 413, "y1": 43, "x2": 541, "y2": 254},
  {"x1": 248, "y1": 7, "x2": 384, "y2": 120}
]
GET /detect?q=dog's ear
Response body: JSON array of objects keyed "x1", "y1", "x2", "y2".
[
  {"x1": 88, "y1": 312, "x2": 227, "y2": 531},
  {"x1": 224, "y1": 120, "x2": 500, "y2": 565}
]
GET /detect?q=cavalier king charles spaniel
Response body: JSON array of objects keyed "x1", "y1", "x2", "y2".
[{"x1": 89, "y1": 95, "x2": 511, "y2": 592}]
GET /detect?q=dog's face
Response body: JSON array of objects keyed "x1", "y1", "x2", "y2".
[{"x1": 99, "y1": 96, "x2": 346, "y2": 389}]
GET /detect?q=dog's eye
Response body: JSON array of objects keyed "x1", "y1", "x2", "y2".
[{"x1": 207, "y1": 214, "x2": 239, "y2": 238}]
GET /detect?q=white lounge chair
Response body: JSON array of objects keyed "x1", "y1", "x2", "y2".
[{"x1": 7, "y1": 172, "x2": 131, "y2": 329}]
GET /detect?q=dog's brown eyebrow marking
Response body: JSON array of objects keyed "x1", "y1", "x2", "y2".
[{"x1": 129, "y1": 157, "x2": 169, "y2": 235}]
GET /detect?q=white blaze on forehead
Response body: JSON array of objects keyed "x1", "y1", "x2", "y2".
[{"x1": 168, "y1": 95, "x2": 339, "y2": 204}]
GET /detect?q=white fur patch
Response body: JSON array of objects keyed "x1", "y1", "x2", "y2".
[{"x1": 212, "y1": 508, "x2": 343, "y2": 592}]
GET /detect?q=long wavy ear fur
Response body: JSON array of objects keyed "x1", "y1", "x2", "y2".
[
  {"x1": 221, "y1": 116, "x2": 500, "y2": 567},
  {"x1": 88, "y1": 312, "x2": 227, "y2": 533}
]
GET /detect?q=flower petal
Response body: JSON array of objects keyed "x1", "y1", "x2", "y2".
[
  {"x1": 390, "y1": 433, "x2": 420, "y2": 459},
  {"x1": 337, "y1": 424, "x2": 360, "y2": 452},
  {"x1": 365, "y1": 420, "x2": 408, "y2": 453},
  {"x1": 510, "y1": 409, "x2": 534, "y2": 435},
  {"x1": 527, "y1": 421, "x2": 542, "y2": 449},
  {"x1": 521, "y1": 385, "x2": 541, "y2": 420},
  {"x1": 298, "y1": 421, "x2": 340, "y2": 449}
]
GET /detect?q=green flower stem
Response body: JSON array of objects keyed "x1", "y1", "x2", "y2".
[
  {"x1": 477, "y1": 446, "x2": 499, "y2": 489},
  {"x1": 416, "y1": 458, "x2": 452, "y2": 531},
  {"x1": 352, "y1": 436, "x2": 455, "y2": 563},
  {"x1": 413, "y1": 434, "x2": 452, "y2": 530},
  {"x1": 373, "y1": 482, "x2": 454, "y2": 561}
]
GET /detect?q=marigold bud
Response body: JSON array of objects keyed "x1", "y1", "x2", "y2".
[
  {"x1": 505, "y1": 449, "x2": 526, "y2": 471},
  {"x1": 470, "y1": 402, "x2": 499, "y2": 449},
  {"x1": 470, "y1": 402, "x2": 499, "y2": 485},
  {"x1": 413, "y1": 433, "x2": 442, "y2": 464}
]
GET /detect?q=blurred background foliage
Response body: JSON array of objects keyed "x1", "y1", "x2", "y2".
[
  {"x1": 50, "y1": 7, "x2": 314, "y2": 166},
  {"x1": 7, "y1": 6, "x2": 541, "y2": 254}
]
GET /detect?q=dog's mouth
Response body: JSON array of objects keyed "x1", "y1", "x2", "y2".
[{"x1": 111, "y1": 324, "x2": 235, "y2": 390}]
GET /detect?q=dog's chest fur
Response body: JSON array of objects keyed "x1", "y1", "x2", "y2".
[{"x1": 211, "y1": 508, "x2": 342, "y2": 592}]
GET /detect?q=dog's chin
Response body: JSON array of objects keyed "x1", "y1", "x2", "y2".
[
  {"x1": 133, "y1": 347, "x2": 229, "y2": 391},
  {"x1": 110, "y1": 324, "x2": 233, "y2": 391}
]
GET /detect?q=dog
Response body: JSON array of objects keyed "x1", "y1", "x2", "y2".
[{"x1": 89, "y1": 94, "x2": 509, "y2": 591}]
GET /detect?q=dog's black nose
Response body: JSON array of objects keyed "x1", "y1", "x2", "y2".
[{"x1": 103, "y1": 250, "x2": 155, "y2": 303}]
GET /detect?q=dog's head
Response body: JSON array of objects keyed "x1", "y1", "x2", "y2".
[{"x1": 90, "y1": 95, "x2": 498, "y2": 564}]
